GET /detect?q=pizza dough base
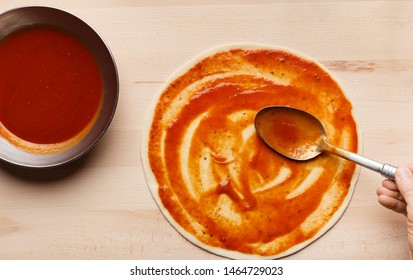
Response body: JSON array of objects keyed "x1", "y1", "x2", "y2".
[{"x1": 141, "y1": 44, "x2": 361, "y2": 259}]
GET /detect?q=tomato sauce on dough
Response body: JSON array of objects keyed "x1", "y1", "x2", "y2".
[
  {"x1": 0, "y1": 27, "x2": 102, "y2": 150},
  {"x1": 147, "y1": 48, "x2": 358, "y2": 257}
]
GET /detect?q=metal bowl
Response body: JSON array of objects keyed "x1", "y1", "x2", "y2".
[{"x1": 0, "y1": 6, "x2": 119, "y2": 168}]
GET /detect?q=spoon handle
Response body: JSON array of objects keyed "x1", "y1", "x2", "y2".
[
  {"x1": 380, "y1": 163, "x2": 397, "y2": 179},
  {"x1": 322, "y1": 140, "x2": 396, "y2": 179}
]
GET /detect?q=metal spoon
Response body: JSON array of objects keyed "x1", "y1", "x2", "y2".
[{"x1": 254, "y1": 106, "x2": 396, "y2": 179}]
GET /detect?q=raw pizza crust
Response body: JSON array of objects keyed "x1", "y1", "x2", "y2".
[{"x1": 141, "y1": 44, "x2": 361, "y2": 259}]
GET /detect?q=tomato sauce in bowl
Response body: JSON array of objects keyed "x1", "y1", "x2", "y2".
[
  {"x1": 0, "y1": 6, "x2": 118, "y2": 167},
  {"x1": 0, "y1": 27, "x2": 103, "y2": 152}
]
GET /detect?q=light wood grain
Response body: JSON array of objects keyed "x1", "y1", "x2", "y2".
[{"x1": 0, "y1": 0, "x2": 412, "y2": 259}]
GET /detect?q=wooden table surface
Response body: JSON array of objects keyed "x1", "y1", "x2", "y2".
[{"x1": 0, "y1": 0, "x2": 412, "y2": 260}]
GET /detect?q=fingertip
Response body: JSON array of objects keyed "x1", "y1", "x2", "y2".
[
  {"x1": 376, "y1": 186, "x2": 388, "y2": 197},
  {"x1": 395, "y1": 166, "x2": 413, "y2": 199},
  {"x1": 396, "y1": 166, "x2": 412, "y2": 176},
  {"x1": 397, "y1": 164, "x2": 413, "y2": 173},
  {"x1": 377, "y1": 194, "x2": 388, "y2": 206},
  {"x1": 377, "y1": 194, "x2": 390, "y2": 208}
]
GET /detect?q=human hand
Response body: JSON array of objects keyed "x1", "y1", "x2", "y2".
[{"x1": 377, "y1": 165, "x2": 413, "y2": 258}]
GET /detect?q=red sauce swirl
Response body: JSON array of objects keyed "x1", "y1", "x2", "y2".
[{"x1": 147, "y1": 48, "x2": 358, "y2": 257}]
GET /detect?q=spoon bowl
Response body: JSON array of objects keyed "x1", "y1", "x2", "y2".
[
  {"x1": 254, "y1": 106, "x2": 326, "y2": 161},
  {"x1": 254, "y1": 106, "x2": 397, "y2": 179}
]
